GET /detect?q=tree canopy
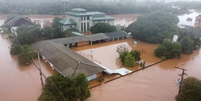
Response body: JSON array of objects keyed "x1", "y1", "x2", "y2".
[
  {"x1": 38, "y1": 73, "x2": 90, "y2": 101},
  {"x1": 90, "y1": 23, "x2": 117, "y2": 34},
  {"x1": 154, "y1": 39, "x2": 182, "y2": 59},
  {"x1": 128, "y1": 11, "x2": 179, "y2": 44},
  {"x1": 175, "y1": 77, "x2": 201, "y2": 101}
]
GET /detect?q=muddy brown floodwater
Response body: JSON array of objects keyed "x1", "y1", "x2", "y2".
[
  {"x1": 0, "y1": 35, "x2": 56, "y2": 101},
  {"x1": 72, "y1": 39, "x2": 201, "y2": 101},
  {"x1": 0, "y1": 14, "x2": 201, "y2": 101}
]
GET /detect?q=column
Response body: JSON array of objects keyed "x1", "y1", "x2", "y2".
[
  {"x1": 113, "y1": 38, "x2": 114, "y2": 41},
  {"x1": 91, "y1": 41, "x2": 92, "y2": 45}
]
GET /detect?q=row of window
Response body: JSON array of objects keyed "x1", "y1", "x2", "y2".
[
  {"x1": 81, "y1": 16, "x2": 90, "y2": 21},
  {"x1": 81, "y1": 22, "x2": 90, "y2": 32}
]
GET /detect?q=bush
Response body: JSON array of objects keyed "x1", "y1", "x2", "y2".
[
  {"x1": 154, "y1": 39, "x2": 182, "y2": 59},
  {"x1": 175, "y1": 77, "x2": 201, "y2": 101},
  {"x1": 98, "y1": 75, "x2": 104, "y2": 82},
  {"x1": 130, "y1": 50, "x2": 141, "y2": 61},
  {"x1": 124, "y1": 53, "x2": 135, "y2": 67},
  {"x1": 10, "y1": 44, "x2": 21, "y2": 55},
  {"x1": 17, "y1": 45, "x2": 37, "y2": 65},
  {"x1": 90, "y1": 23, "x2": 117, "y2": 34}
]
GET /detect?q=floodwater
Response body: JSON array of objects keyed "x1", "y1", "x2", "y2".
[
  {"x1": 72, "y1": 39, "x2": 201, "y2": 101},
  {"x1": 71, "y1": 39, "x2": 161, "y2": 71},
  {"x1": 0, "y1": 35, "x2": 56, "y2": 101},
  {"x1": 0, "y1": 13, "x2": 201, "y2": 101}
]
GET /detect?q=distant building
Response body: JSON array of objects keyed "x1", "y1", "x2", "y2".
[
  {"x1": 195, "y1": 15, "x2": 201, "y2": 27},
  {"x1": 43, "y1": 20, "x2": 52, "y2": 28},
  {"x1": 59, "y1": 8, "x2": 115, "y2": 32},
  {"x1": 6, "y1": 15, "x2": 35, "y2": 36}
]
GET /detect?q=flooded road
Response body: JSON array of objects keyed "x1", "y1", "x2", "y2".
[{"x1": 0, "y1": 35, "x2": 56, "y2": 101}]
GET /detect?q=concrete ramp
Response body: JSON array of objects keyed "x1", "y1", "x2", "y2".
[
  {"x1": 94, "y1": 62, "x2": 132, "y2": 76},
  {"x1": 115, "y1": 68, "x2": 132, "y2": 76}
]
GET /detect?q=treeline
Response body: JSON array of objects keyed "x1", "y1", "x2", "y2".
[{"x1": 0, "y1": 0, "x2": 192, "y2": 15}]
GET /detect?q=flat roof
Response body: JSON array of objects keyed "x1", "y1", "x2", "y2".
[
  {"x1": 49, "y1": 33, "x2": 109, "y2": 44},
  {"x1": 66, "y1": 11, "x2": 105, "y2": 16},
  {"x1": 92, "y1": 16, "x2": 115, "y2": 21}
]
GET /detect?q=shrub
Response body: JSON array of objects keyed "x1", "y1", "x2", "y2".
[
  {"x1": 124, "y1": 53, "x2": 135, "y2": 67},
  {"x1": 130, "y1": 50, "x2": 141, "y2": 61},
  {"x1": 10, "y1": 44, "x2": 21, "y2": 55}
]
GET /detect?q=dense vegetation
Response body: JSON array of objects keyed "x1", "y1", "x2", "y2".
[
  {"x1": 0, "y1": 0, "x2": 193, "y2": 15},
  {"x1": 38, "y1": 73, "x2": 90, "y2": 101},
  {"x1": 154, "y1": 39, "x2": 182, "y2": 60},
  {"x1": 90, "y1": 23, "x2": 117, "y2": 34},
  {"x1": 175, "y1": 77, "x2": 201, "y2": 101},
  {"x1": 116, "y1": 44, "x2": 141, "y2": 67},
  {"x1": 4, "y1": 16, "x2": 73, "y2": 65},
  {"x1": 127, "y1": 11, "x2": 179, "y2": 44},
  {"x1": 154, "y1": 29, "x2": 201, "y2": 59}
]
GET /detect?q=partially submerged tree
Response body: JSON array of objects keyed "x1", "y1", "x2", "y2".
[
  {"x1": 175, "y1": 77, "x2": 201, "y2": 101},
  {"x1": 38, "y1": 73, "x2": 90, "y2": 101},
  {"x1": 154, "y1": 39, "x2": 182, "y2": 59},
  {"x1": 128, "y1": 11, "x2": 179, "y2": 44},
  {"x1": 116, "y1": 44, "x2": 129, "y2": 55},
  {"x1": 180, "y1": 36, "x2": 193, "y2": 54},
  {"x1": 130, "y1": 50, "x2": 141, "y2": 61},
  {"x1": 124, "y1": 53, "x2": 135, "y2": 67}
]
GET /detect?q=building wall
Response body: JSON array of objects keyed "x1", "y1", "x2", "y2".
[
  {"x1": 77, "y1": 41, "x2": 89, "y2": 46},
  {"x1": 62, "y1": 25, "x2": 76, "y2": 31},
  {"x1": 87, "y1": 72, "x2": 102, "y2": 81},
  {"x1": 67, "y1": 14, "x2": 115, "y2": 32}
]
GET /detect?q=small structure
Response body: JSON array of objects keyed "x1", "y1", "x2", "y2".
[
  {"x1": 60, "y1": 8, "x2": 115, "y2": 32},
  {"x1": 173, "y1": 35, "x2": 179, "y2": 42},
  {"x1": 6, "y1": 15, "x2": 35, "y2": 27},
  {"x1": 59, "y1": 18, "x2": 77, "y2": 31},
  {"x1": 43, "y1": 20, "x2": 52, "y2": 28},
  {"x1": 6, "y1": 15, "x2": 35, "y2": 35},
  {"x1": 195, "y1": 15, "x2": 201, "y2": 27}
]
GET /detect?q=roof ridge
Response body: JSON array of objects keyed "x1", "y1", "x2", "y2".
[
  {"x1": 64, "y1": 19, "x2": 69, "y2": 24},
  {"x1": 47, "y1": 41, "x2": 99, "y2": 68}
]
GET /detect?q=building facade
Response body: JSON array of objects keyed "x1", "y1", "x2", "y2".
[{"x1": 59, "y1": 8, "x2": 115, "y2": 32}]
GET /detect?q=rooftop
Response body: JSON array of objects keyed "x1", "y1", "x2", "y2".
[
  {"x1": 66, "y1": 11, "x2": 105, "y2": 16},
  {"x1": 59, "y1": 18, "x2": 77, "y2": 25},
  {"x1": 6, "y1": 15, "x2": 35, "y2": 27},
  {"x1": 71, "y1": 8, "x2": 87, "y2": 12},
  {"x1": 92, "y1": 16, "x2": 115, "y2": 21},
  {"x1": 33, "y1": 41, "x2": 105, "y2": 77}
]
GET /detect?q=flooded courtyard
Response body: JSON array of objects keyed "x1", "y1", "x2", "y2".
[{"x1": 71, "y1": 39, "x2": 161, "y2": 71}]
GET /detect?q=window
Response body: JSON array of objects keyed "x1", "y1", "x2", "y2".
[
  {"x1": 87, "y1": 22, "x2": 89, "y2": 31},
  {"x1": 83, "y1": 16, "x2": 85, "y2": 21},
  {"x1": 84, "y1": 22, "x2": 86, "y2": 32},
  {"x1": 87, "y1": 16, "x2": 90, "y2": 20},
  {"x1": 81, "y1": 23, "x2": 83, "y2": 31},
  {"x1": 81, "y1": 16, "x2": 83, "y2": 21}
]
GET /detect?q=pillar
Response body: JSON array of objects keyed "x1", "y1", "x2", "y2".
[
  {"x1": 118, "y1": 37, "x2": 119, "y2": 40},
  {"x1": 113, "y1": 38, "x2": 114, "y2": 41},
  {"x1": 91, "y1": 41, "x2": 92, "y2": 45},
  {"x1": 99, "y1": 40, "x2": 101, "y2": 43}
]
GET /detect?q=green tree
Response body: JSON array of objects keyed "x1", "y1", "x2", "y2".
[
  {"x1": 38, "y1": 73, "x2": 90, "y2": 101},
  {"x1": 90, "y1": 23, "x2": 117, "y2": 34},
  {"x1": 130, "y1": 50, "x2": 141, "y2": 61},
  {"x1": 16, "y1": 25, "x2": 42, "y2": 45},
  {"x1": 128, "y1": 11, "x2": 179, "y2": 44},
  {"x1": 10, "y1": 44, "x2": 21, "y2": 55},
  {"x1": 52, "y1": 17, "x2": 65, "y2": 38},
  {"x1": 18, "y1": 45, "x2": 37, "y2": 65},
  {"x1": 124, "y1": 53, "x2": 135, "y2": 67},
  {"x1": 154, "y1": 39, "x2": 182, "y2": 59},
  {"x1": 193, "y1": 37, "x2": 201, "y2": 50},
  {"x1": 175, "y1": 77, "x2": 201, "y2": 101},
  {"x1": 41, "y1": 26, "x2": 54, "y2": 39},
  {"x1": 180, "y1": 36, "x2": 193, "y2": 54}
]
